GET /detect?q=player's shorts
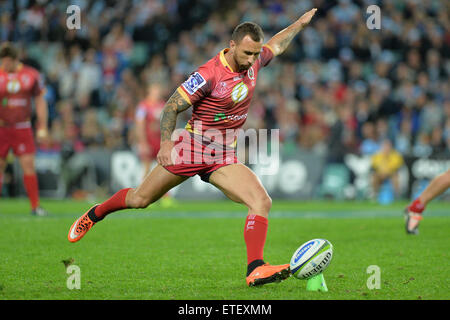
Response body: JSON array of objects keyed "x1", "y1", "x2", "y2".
[
  {"x1": 164, "y1": 130, "x2": 238, "y2": 182},
  {"x1": 0, "y1": 124, "x2": 36, "y2": 158}
]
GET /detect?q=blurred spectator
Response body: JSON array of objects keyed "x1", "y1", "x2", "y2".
[
  {"x1": 395, "y1": 119, "x2": 413, "y2": 156},
  {"x1": 371, "y1": 139, "x2": 404, "y2": 198},
  {"x1": 75, "y1": 47, "x2": 102, "y2": 106},
  {"x1": 375, "y1": 118, "x2": 390, "y2": 143},
  {"x1": 360, "y1": 122, "x2": 379, "y2": 156},
  {"x1": 413, "y1": 131, "x2": 433, "y2": 158},
  {"x1": 327, "y1": 103, "x2": 358, "y2": 162},
  {"x1": 103, "y1": 22, "x2": 133, "y2": 57},
  {"x1": 430, "y1": 126, "x2": 446, "y2": 157},
  {"x1": 331, "y1": 0, "x2": 359, "y2": 24}
]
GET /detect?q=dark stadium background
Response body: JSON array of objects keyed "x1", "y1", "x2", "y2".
[{"x1": 1, "y1": 0, "x2": 449, "y2": 203}]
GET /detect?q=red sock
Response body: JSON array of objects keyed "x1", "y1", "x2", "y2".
[
  {"x1": 23, "y1": 174, "x2": 39, "y2": 210},
  {"x1": 244, "y1": 214, "x2": 268, "y2": 265},
  {"x1": 408, "y1": 198, "x2": 425, "y2": 214},
  {"x1": 93, "y1": 188, "x2": 131, "y2": 220}
]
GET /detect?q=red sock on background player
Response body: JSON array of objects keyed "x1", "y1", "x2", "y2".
[
  {"x1": 407, "y1": 198, "x2": 425, "y2": 214},
  {"x1": 23, "y1": 174, "x2": 39, "y2": 210}
]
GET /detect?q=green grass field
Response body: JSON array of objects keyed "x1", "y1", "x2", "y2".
[{"x1": 0, "y1": 198, "x2": 449, "y2": 300}]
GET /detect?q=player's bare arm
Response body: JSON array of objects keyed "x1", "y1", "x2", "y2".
[
  {"x1": 266, "y1": 8, "x2": 317, "y2": 56},
  {"x1": 157, "y1": 89, "x2": 192, "y2": 166},
  {"x1": 34, "y1": 92, "x2": 49, "y2": 142}
]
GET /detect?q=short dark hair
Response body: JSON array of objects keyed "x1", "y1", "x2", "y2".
[
  {"x1": 231, "y1": 22, "x2": 264, "y2": 44},
  {"x1": 0, "y1": 42, "x2": 18, "y2": 59}
]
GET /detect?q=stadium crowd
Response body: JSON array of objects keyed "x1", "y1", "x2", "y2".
[{"x1": 1, "y1": 0, "x2": 449, "y2": 196}]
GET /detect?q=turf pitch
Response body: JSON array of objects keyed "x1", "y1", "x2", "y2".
[{"x1": 0, "y1": 198, "x2": 449, "y2": 300}]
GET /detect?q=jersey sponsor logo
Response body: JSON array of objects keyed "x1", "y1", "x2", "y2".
[
  {"x1": 7, "y1": 98, "x2": 27, "y2": 107},
  {"x1": 214, "y1": 112, "x2": 248, "y2": 122},
  {"x1": 231, "y1": 82, "x2": 248, "y2": 103},
  {"x1": 6, "y1": 79, "x2": 21, "y2": 94},
  {"x1": 214, "y1": 112, "x2": 227, "y2": 122},
  {"x1": 182, "y1": 72, "x2": 206, "y2": 95},
  {"x1": 248, "y1": 67, "x2": 255, "y2": 80}
]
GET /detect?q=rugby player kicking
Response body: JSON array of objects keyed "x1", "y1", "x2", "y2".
[
  {"x1": 0, "y1": 43, "x2": 49, "y2": 216},
  {"x1": 68, "y1": 8, "x2": 318, "y2": 286}
]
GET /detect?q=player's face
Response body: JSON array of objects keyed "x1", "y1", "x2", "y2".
[
  {"x1": 230, "y1": 35, "x2": 263, "y2": 72},
  {"x1": 0, "y1": 57, "x2": 18, "y2": 72},
  {"x1": 1, "y1": 56, "x2": 20, "y2": 72}
]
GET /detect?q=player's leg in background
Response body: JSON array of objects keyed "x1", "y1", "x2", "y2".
[
  {"x1": 0, "y1": 127, "x2": 10, "y2": 197},
  {"x1": 408, "y1": 169, "x2": 450, "y2": 212},
  {"x1": 405, "y1": 169, "x2": 450, "y2": 235},
  {"x1": 17, "y1": 154, "x2": 41, "y2": 212},
  {"x1": 370, "y1": 171, "x2": 382, "y2": 199},
  {"x1": 391, "y1": 172, "x2": 401, "y2": 197},
  {"x1": 417, "y1": 169, "x2": 450, "y2": 206},
  {"x1": 209, "y1": 164, "x2": 273, "y2": 271},
  {"x1": 12, "y1": 127, "x2": 46, "y2": 215},
  {"x1": 0, "y1": 157, "x2": 6, "y2": 196}
]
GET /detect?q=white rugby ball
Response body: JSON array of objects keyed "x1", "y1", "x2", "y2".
[{"x1": 290, "y1": 239, "x2": 333, "y2": 279}]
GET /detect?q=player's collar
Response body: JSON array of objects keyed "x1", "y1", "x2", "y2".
[
  {"x1": 219, "y1": 49, "x2": 236, "y2": 73},
  {"x1": 0, "y1": 62, "x2": 23, "y2": 72}
]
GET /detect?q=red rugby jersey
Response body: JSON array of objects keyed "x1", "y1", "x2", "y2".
[
  {"x1": 0, "y1": 63, "x2": 45, "y2": 126},
  {"x1": 177, "y1": 45, "x2": 274, "y2": 147},
  {"x1": 135, "y1": 98, "x2": 165, "y2": 145}
]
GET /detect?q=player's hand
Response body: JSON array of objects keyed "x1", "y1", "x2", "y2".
[
  {"x1": 36, "y1": 127, "x2": 49, "y2": 145},
  {"x1": 298, "y1": 8, "x2": 317, "y2": 27},
  {"x1": 157, "y1": 141, "x2": 175, "y2": 166}
]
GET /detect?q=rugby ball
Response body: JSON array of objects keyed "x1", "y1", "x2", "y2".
[{"x1": 290, "y1": 239, "x2": 333, "y2": 279}]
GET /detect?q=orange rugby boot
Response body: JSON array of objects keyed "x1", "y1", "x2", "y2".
[
  {"x1": 68, "y1": 205, "x2": 98, "y2": 243},
  {"x1": 246, "y1": 263, "x2": 291, "y2": 287}
]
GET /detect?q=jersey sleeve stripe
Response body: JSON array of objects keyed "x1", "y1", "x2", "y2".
[
  {"x1": 177, "y1": 86, "x2": 193, "y2": 105},
  {"x1": 263, "y1": 44, "x2": 276, "y2": 55}
]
